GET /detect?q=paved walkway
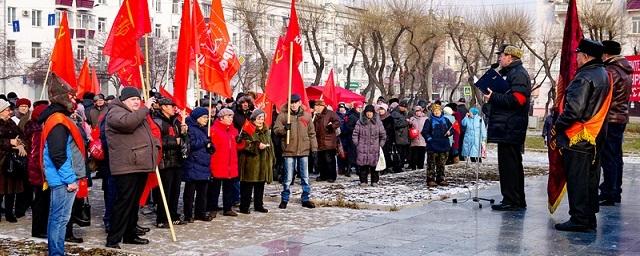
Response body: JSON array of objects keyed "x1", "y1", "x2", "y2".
[{"x1": 226, "y1": 163, "x2": 640, "y2": 256}]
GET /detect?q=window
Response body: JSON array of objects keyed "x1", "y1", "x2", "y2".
[
  {"x1": 324, "y1": 42, "x2": 330, "y2": 54},
  {"x1": 98, "y1": 17, "x2": 106, "y2": 32},
  {"x1": 32, "y1": 10, "x2": 42, "y2": 27},
  {"x1": 98, "y1": 47, "x2": 105, "y2": 62},
  {"x1": 77, "y1": 13, "x2": 92, "y2": 29},
  {"x1": 97, "y1": 0, "x2": 107, "y2": 4},
  {"x1": 269, "y1": 15, "x2": 275, "y2": 26},
  {"x1": 304, "y1": 62, "x2": 309, "y2": 74},
  {"x1": 270, "y1": 37, "x2": 276, "y2": 50},
  {"x1": 32, "y1": 42, "x2": 42, "y2": 58},
  {"x1": 172, "y1": 0, "x2": 179, "y2": 14},
  {"x1": 201, "y1": 3, "x2": 211, "y2": 17},
  {"x1": 232, "y1": 33, "x2": 238, "y2": 47},
  {"x1": 171, "y1": 26, "x2": 178, "y2": 39},
  {"x1": 7, "y1": 7, "x2": 16, "y2": 24},
  {"x1": 155, "y1": 0, "x2": 161, "y2": 13},
  {"x1": 447, "y1": 56, "x2": 451, "y2": 66},
  {"x1": 7, "y1": 40, "x2": 15, "y2": 58},
  {"x1": 154, "y1": 24, "x2": 161, "y2": 37},
  {"x1": 77, "y1": 45, "x2": 85, "y2": 60},
  {"x1": 232, "y1": 9, "x2": 238, "y2": 21},
  {"x1": 633, "y1": 17, "x2": 640, "y2": 34}
]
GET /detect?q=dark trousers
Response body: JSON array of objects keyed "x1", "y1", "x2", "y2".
[
  {"x1": 15, "y1": 178, "x2": 32, "y2": 216},
  {"x1": 317, "y1": 150, "x2": 337, "y2": 181},
  {"x1": 240, "y1": 181, "x2": 265, "y2": 211},
  {"x1": 102, "y1": 174, "x2": 117, "y2": 227},
  {"x1": 2, "y1": 193, "x2": 15, "y2": 217},
  {"x1": 183, "y1": 180, "x2": 208, "y2": 219},
  {"x1": 382, "y1": 143, "x2": 393, "y2": 173},
  {"x1": 155, "y1": 167, "x2": 182, "y2": 224},
  {"x1": 209, "y1": 178, "x2": 236, "y2": 211},
  {"x1": 409, "y1": 146, "x2": 426, "y2": 170},
  {"x1": 107, "y1": 172, "x2": 147, "y2": 245},
  {"x1": 497, "y1": 143, "x2": 526, "y2": 207},
  {"x1": 32, "y1": 186, "x2": 50, "y2": 236},
  {"x1": 358, "y1": 166, "x2": 379, "y2": 184},
  {"x1": 599, "y1": 123, "x2": 625, "y2": 202},
  {"x1": 394, "y1": 144, "x2": 410, "y2": 172},
  {"x1": 563, "y1": 144, "x2": 600, "y2": 226}
]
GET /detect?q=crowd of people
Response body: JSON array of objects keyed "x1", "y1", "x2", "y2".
[{"x1": 0, "y1": 38, "x2": 631, "y2": 254}]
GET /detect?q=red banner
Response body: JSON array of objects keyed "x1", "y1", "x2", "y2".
[{"x1": 626, "y1": 55, "x2": 640, "y2": 102}]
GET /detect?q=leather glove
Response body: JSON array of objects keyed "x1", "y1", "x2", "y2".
[{"x1": 284, "y1": 123, "x2": 291, "y2": 131}]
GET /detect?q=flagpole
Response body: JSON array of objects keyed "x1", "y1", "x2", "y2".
[
  {"x1": 154, "y1": 166, "x2": 178, "y2": 242},
  {"x1": 286, "y1": 41, "x2": 293, "y2": 145},
  {"x1": 39, "y1": 61, "x2": 52, "y2": 100},
  {"x1": 139, "y1": 66, "x2": 148, "y2": 100},
  {"x1": 145, "y1": 34, "x2": 152, "y2": 91},
  {"x1": 207, "y1": 91, "x2": 212, "y2": 136}
]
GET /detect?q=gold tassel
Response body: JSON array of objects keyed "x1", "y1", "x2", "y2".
[{"x1": 568, "y1": 128, "x2": 596, "y2": 147}]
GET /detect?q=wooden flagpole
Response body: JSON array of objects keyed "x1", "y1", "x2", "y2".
[
  {"x1": 138, "y1": 66, "x2": 148, "y2": 100},
  {"x1": 145, "y1": 35, "x2": 152, "y2": 92},
  {"x1": 153, "y1": 166, "x2": 177, "y2": 242},
  {"x1": 286, "y1": 41, "x2": 293, "y2": 144},
  {"x1": 39, "y1": 61, "x2": 53, "y2": 100}
]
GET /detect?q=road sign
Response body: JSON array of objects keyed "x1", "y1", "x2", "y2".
[
  {"x1": 48, "y1": 14, "x2": 56, "y2": 26},
  {"x1": 12, "y1": 21, "x2": 19, "y2": 32},
  {"x1": 463, "y1": 85, "x2": 472, "y2": 96}
]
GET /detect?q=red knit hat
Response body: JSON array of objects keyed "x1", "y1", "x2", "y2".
[{"x1": 16, "y1": 98, "x2": 31, "y2": 108}]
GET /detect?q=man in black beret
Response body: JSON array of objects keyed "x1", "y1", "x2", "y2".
[
  {"x1": 598, "y1": 40, "x2": 632, "y2": 206},
  {"x1": 552, "y1": 38, "x2": 611, "y2": 232}
]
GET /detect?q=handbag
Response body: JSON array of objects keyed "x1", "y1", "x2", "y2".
[
  {"x1": 4, "y1": 152, "x2": 26, "y2": 177},
  {"x1": 409, "y1": 126, "x2": 420, "y2": 140},
  {"x1": 375, "y1": 147, "x2": 386, "y2": 171},
  {"x1": 71, "y1": 197, "x2": 91, "y2": 227}
]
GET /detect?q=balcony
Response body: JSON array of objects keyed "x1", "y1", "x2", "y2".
[
  {"x1": 56, "y1": 0, "x2": 73, "y2": 7},
  {"x1": 76, "y1": 0, "x2": 95, "y2": 11},
  {"x1": 75, "y1": 29, "x2": 95, "y2": 39},
  {"x1": 555, "y1": 3, "x2": 568, "y2": 14},
  {"x1": 54, "y1": 28, "x2": 75, "y2": 39},
  {"x1": 628, "y1": 0, "x2": 640, "y2": 12}
]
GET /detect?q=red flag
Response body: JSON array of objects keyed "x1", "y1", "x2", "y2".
[
  {"x1": 50, "y1": 12, "x2": 77, "y2": 88},
  {"x1": 103, "y1": 0, "x2": 151, "y2": 74},
  {"x1": 173, "y1": 0, "x2": 192, "y2": 110},
  {"x1": 547, "y1": 0, "x2": 583, "y2": 214},
  {"x1": 91, "y1": 66, "x2": 101, "y2": 95},
  {"x1": 283, "y1": 0, "x2": 303, "y2": 66},
  {"x1": 241, "y1": 119, "x2": 257, "y2": 137},
  {"x1": 195, "y1": 0, "x2": 239, "y2": 98},
  {"x1": 322, "y1": 69, "x2": 338, "y2": 110},
  {"x1": 115, "y1": 45, "x2": 145, "y2": 88},
  {"x1": 255, "y1": 94, "x2": 274, "y2": 127},
  {"x1": 77, "y1": 59, "x2": 91, "y2": 99},
  {"x1": 139, "y1": 115, "x2": 162, "y2": 207}
]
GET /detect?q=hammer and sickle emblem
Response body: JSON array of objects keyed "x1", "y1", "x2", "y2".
[{"x1": 275, "y1": 48, "x2": 284, "y2": 64}]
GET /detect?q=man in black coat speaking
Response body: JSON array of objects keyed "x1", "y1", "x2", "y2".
[{"x1": 483, "y1": 45, "x2": 531, "y2": 211}]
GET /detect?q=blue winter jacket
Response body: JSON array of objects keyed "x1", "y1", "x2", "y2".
[
  {"x1": 422, "y1": 114, "x2": 452, "y2": 153},
  {"x1": 182, "y1": 116, "x2": 212, "y2": 181},
  {"x1": 40, "y1": 104, "x2": 87, "y2": 187},
  {"x1": 461, "y1": 116, "x2": 487, "y2": 158}
]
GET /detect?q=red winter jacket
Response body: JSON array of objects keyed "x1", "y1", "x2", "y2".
[{"x1": 209, "y1": 120, "x2": 241, "y2": 179}]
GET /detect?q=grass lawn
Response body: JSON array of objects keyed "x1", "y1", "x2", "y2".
[{"x1": 525, "y1": 133, "x2": 640, "y2": 154}]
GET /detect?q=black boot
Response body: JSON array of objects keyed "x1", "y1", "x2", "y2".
[{"x1": 65, "y1": 225, "x2": 84, "y2": 243}]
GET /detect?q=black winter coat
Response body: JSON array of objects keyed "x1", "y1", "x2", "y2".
[
  {"x1": 152, "y1": 112, "x2": 187, "y2": 170},
  {"x1": 486, "y1": 59, "x2": 531, "y2": 145},
  {"x1": 380, "y1": 114, "x2": 395, "y2": 148},
  {"x1": 390, "y1": 109, "x2": 410, "y2": 145},
  {"x1": 554, "y1": 59, "x2": 610, "y2": 149}
]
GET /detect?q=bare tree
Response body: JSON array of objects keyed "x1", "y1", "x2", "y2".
[
  {"x1": 299, "y1": 0, "x2": 328, "y2": 86},
  {"x1": 580, "y1": 0, "x2": 624, "y2": 41},
  {"x1": 516, "y1": 25, "x2": 560, "y2": 117},
  {"x1": 0, "y1": 34, "x2": 24, "y2": 81},
  {"x1": 235, "y1": 0, "x2": 270, "y2": 90}
]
